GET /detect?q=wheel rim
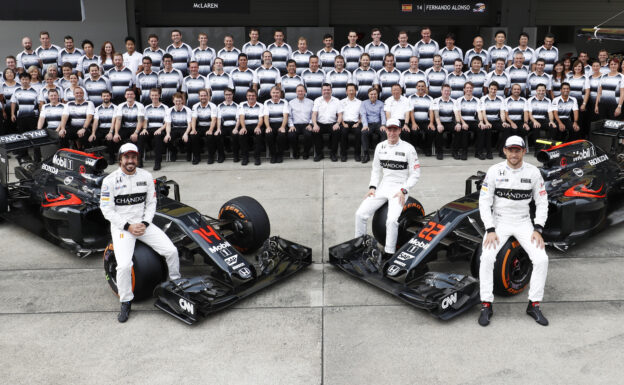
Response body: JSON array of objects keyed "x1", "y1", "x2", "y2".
[{"x1": 507, "y1": 249, "x2": 532, "y2": 290}]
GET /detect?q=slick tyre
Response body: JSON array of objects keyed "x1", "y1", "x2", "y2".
[
  {"x1": 0, "y1": 185, "x2": 7, "y2": 214},
  {"x1": 103, "y1": 241, "x2": 168, "y2": 301},
  {"x1": 372, "y1": 197, "x2": 425, "y2": 248},
  {"x1": 219, "y1": 196, "x2": 270, "y2": 253},
  {"x1": 471, "y1": 238, "x2": 532, "y2": 296}
]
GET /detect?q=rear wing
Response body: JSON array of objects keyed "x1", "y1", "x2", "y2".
[{"x1": 0, "y1": 129, "x2": 58, "y2": 186}]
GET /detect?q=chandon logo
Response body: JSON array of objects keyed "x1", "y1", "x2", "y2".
[
  {"x1": 494, "y1": 188, "x2": 532, "y2": 200},
  {"x1": 179, "y1": 298, "x2": 195, "y2": 315},
  {"x1": 441, "y1": 293, "x2": 458, "y2": 309},
  {"x1": 114, "y1": 193, "x2": 146, "y2": 205}
]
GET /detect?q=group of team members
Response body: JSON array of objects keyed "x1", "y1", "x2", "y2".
[{"x1": 2, "y1": 28, "x2": 623, "y2": 165}]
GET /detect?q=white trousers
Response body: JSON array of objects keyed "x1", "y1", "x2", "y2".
[
  {"x1": 479, "y1": 219, "x2": 548, "y2": 303},
  {"x1": 111, "y1": 225, "x2": 181, "y2": 302},
  {"x1": 355, "y1": 185, "x2": 403, "y2": 253}
]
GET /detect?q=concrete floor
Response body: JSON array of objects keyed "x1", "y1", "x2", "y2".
[{"x1": 1, "y1": 152, "x2": 623, "y2": 385}]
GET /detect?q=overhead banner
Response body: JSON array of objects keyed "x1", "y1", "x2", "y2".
[
  {"x1": 400, "y1": 1, "x2": 489, "y2": 16},
  {"x1": 1, "y1": 0, "x2": 84, "y2": 20},
  {"x1": 161, "y1": 0, "x2": 250, "y2": 13}
]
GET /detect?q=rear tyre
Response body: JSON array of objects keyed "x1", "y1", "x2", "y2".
[
  {"x1": 103, "y1": 241, "x2": 167, "y2": 301},
  {"x1": 219, "y1": 196, "x2": 270, "y2": 253},
  {"x1": 372, "y1": 197, "x2": 425, "y2": 248}
]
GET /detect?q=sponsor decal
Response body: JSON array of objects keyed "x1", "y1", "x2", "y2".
[
  {"x1": 179, "y1": 298, "x2": 195, "y2": 315},
  {"x1": 393, "y1": 260, "x2": 406, "y2": 267},
  {"x1": 115, "y1": 184, "x2": 126, "y2": 190},
  {"x1": 79, "y1": 165, "x2": 86, "y2": 174},
  {"x1": 114, "y1": 193, "x2": 146, "y2": 205},
  {"x1": 496, "y1": 178, "x2": 508, "y2": 182},
  {"x1": 224, "y1": 256, "x2": 237, "y2": 266},
  {"x1": 52, "y1": 155, "x2": 73, "y2": 169},
  {"x1": 521, "y1": 178, "x2": 531, "y2": 183},
  {"x1": 540, "y1": 190, "x2": 547, "y2": 196},
  {"x1": 136, "y1": 181, "x2": 147, "y2": 186},
  {"x1": 42, "y1": 164, "x2": 59, "y2": 174},
  {"x1": 413, "y1": 164, "x2": 420, "y2": 170},
  {"x1": 560, "y1": 157, "x2": 568, "y2": 167},
  {"x1": 208, "y1": 241, "x2": 232, "y2": 253},
  {"x1": 573, "y1": 168, "x2": 583, "y2": 177},
  {"x1": 407, "y1": 238, "x2": 430, "y2": 250},
  {"x1": 232, "y1": 262, "x2": 246, "y2": 270},
  {"x1": 397, "y1": 251, "x2": 415, "y2": 261},
  {"x1": 387, "y1": 265, "x2": 401, "y2": 276},
  {"x1": 441, "y1": 293, "x2": 458, "y2": 309},
  {"x1": 588, "y1": 154, "x2": 608, "y2": 166},
  {"x1": 192, "y1": 225, "x2": 222, "y2": 244},
  {"x1": 82, "y1": 185, "x2": 94, "y2": 194},
  {"x1": 0, "y1": 155, "x2": 5, "y2": 163},
  {"x1": 547, "y1": 151, "x2": 560, "y2": 159},
  {"x1": 551, "y1": 179, "x2": 563, "y2": 187},
  {"x1": 482, "y1": 182, "x2": 488, "y2": 187},
  {"x1": 395, "y1": 151, "x2": 405, "y2": 156},
  {"x1": 481, "y1": 186, "x2": 488, "y2": 192},
  {"x1": 572, "y1": 147, "x2": 595, "y2": 162},
  {"x1": 238, "y1": 267, "x2": 251, "y2": 278},
  {"x1": 498, "y1": 169, "x2": 505, "y2": 176},
  {"x1": 63, "y1": 176, "x2": 73, "y2": 185},
  {"x1": 85, "y1": 158, "x2": 97, "y2": 166},
  {"x1": 494, "y1": 188, "x2": 532, "y2": 200},
  {"x1": 380, "y1": 159, "x2": 408, "y2": 170}
]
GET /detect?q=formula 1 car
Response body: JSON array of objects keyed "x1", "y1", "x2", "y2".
[
  {"x1": 329, "y1": 138, "x2": 624, "y2": 320},
  {"x1": 0, "y1": 129, "x2": 312, "y2": 324}
]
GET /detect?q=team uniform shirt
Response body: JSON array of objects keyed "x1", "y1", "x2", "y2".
[
  {"x1": 16, "y1": 50, "x2": 41, "y2": 71},
  {"x1": 77, "y1": 55, "x2": 101, "y2": 76},
  {"x1": 192, "y1": 46, "x2": 217, "y2": 76},
  {"x1": 181, "y1": 74, "x2": 208, "y2": 107},
  {"x1": 369, "y1": 139, "x2": 420, "y2": 192},
  {"x1": 384, "y1": 95, "x2": 411, "y2": 121},
  {"x1": 414, "y1": 39, "x2": 439, "y2": 71},
  {"x1": 10, "y1": 87, "x2": 39, "y2": 118},
  {"x1": 301, "y1": 68, "x2": 326, "y2": 101},
  {"x1": 377, "y1": 68, "x2": 403, "y2": 100},
  {"x1": 291, "y1": 50, "x2": 314, "y2": 76},
  {"x1": 588, "y1": 74, "x2": 602, "y2": 105},
  {"x1": 62, "y1": 100, "x2": 94, "y2": 130},
  {"x1": 38, "y1": 86, "x2": 64, "y2": 104},
  {"x1": 217, "y1": 47, "x2": 242, "y2": 74},
  {"x1": 267, "y1": 42, "x2": 293, "y2": 75},
  {"x1": 504, "y1": 96, "x2": 528, "y2": 121},
  {"x1": 242, "y1": 41, "x2": 266, "y2": 70},
  {"x1": 402, "y1": 69, "x2": 427, "y2": 97},
  {"x1": 282, "y1": 75, "x2": 303, "y2": 101},
  {"x1": 63, "y1": 86, "x2": 88, "y2": 103},
  {"x1": 527, "y1": 96, "x2": 552, "y2": 120},
  {"x1": 485, "y1": 70, "x2": 511, "y2": 97},
  {"x1": 144, "y1": 104, "x2": 167, "y2": 129},
  {"x1": 166, "y1": 43, "x2": 193, "y2": 76},
  {"x1": 57, "y1": 48, "x2": 84, "y2": 72},
  {"x1": 340, "y1": 97, "x2": 362, "y2": 123},
  {"x1": 39, "y1": 103, "x2": 65, "y2": 129},
  {"x1": 454, "y1": 96, "x2": 480, "y2": 122},
  {"x1": 439, "y1": 46, "x2": 464, "y2": 73},
  {"x1": 31, "y1": 82, "x2": 44, "y2": 96},
  {"x1": 479, "y1": 95, "x2": 505, "y2": 122},
  {"x1": 390, "y1": 43, "x2": 415, "y2": 73},
  {"x1": 550, "y1": 96, "x2": 578, "y2": 120},
  {"x1": 505, "y1": 64, "x2": 530, "y2": 92},
  {"x1": 101, "y1": 58, "x2": 115, "y2": 73},
  {"x1": 511, "y1": 46, "x2": 535, "y2": 67},
  {"x1": 431, "y1": 97, "x2": 455, "y2": 123},
  {"x1": 123, "y1": 51, "x2": 143, "y2": 73},
  {"x1": 94, "y1": 103, "x2": 116, "y2": 131},
  {"x1": 566, "y1": 74, "x2": 590, "y2": 106},
  {"x1": 364, "y1": 41, "x2": 390, "y2": 72},
  {"x1": 340, "y1": 44, "x2": 365, "y2": 73},
  {"x1": 191, "y1": 102, "x2": 217, "y2": 130},
  {"x1": 598, "y1": 73, "x2": 624, "y2": 104},
  {"x1": 446, "y1": 72, "x2": 467, "y2": 100},
  {"x1": 526, "y1": 72, "x2": 553, "y2": 97},
  {"x1": 255, "y1": 66, "x2": 282, "y2": 101},
  {"x1": 106, "y1": 67, "x2": 135, "y2": 101},
  {"x1": 263, "y1": 99, "x2": 289, "y2": 125},
  {"x1": 353, "y1": 67, "x2": 379, "y2": 100},
  {"x1": 143, "y1": 47, "x2": 166, "y2": 70},
  {"x1": 424, "y1": 67, "x2": 448, "y2": 98},
  {"x1": 288, "y1": 97, "x2": 314, "y2": 126},
  {"x1": 324, "y1": 69, "x2": 352, "y2": 100},
  {"x1": 135, "y1": 71, "x2": 159, "y2": 106},
  {"x1": 313, "y1": 96, "x2": 343, "y2": 124},
  {"x1": 56, "y1": 77, "x2": 78, "y2": 92},
  {"x1": 217, "y1": 101, "x2": 239, "y2": 128},
  {"x1": 114, "y1": 101, "x2": 145, "y2": 130},
  {"x1": 157, "y1": 68, "x2": 183, "y2": 103},
  {"x1": 409, "y1": 93, "x2": 434, "y2": 122},
  {"x1": 237, "y1": 101, "x2": 264, "y2": 127},
  {"x1": 599, "y1": 65, "x2": 610, "y2": 76},
  {"x1": 487, "y1": 45, "x2": 513, "y2": 65},
  {"x1": 317, "y1": 48, "x2": 340, "y2": 71},
  {"x1": 165, "y1": 105, "x2": 192, "y2": 130},
  {"x1": 206, "y1": 72, "x2": 233, "y2": 106},
  {"x1": 230, "y1": 68, "x2": 257, "y2": 103},
  {"x1": 36, "y1": 44, "x2": 61, "y2": 74},
  {"x1": 551, "y1": 76, "x2": 565, "y2": 98},
  {"x1": 534, "y1": 46, "x2": 559, "y2": 74},
  {"x1": 464, "y1": 48, "x2": 489, "y2": 67}
]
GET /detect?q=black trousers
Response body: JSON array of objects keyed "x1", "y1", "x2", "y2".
[
  {"x1": 239, "y1": 124, "x2": 264, "y2": 160},
  {"x1": 207, "y1": 125, "x2": 236, "y2": 159},
  {"x1": 435, "y1": 121, "x2": 455, "y2": 155},
  {"x1": 599, "y1": 101, "x2": 620, "y2": 120},
  {"x1": 106, "y1": 127, "x2": 136, "y2": 159},
  {"x1": 361, "y1": 122, "x2": 385, "y2": 155},
  {"x1": 313, "y1": 123, "x2": 340, "y2": 157},
  {"x1": 267, "y1": 122, "x2": 287, "y2": 157},
  {"x1": 153, "y1": 127, "x2": 189, "y2": 162},
  {"x1": 137, "y1": 128, "x2": 165, "y2": 164},
  {"x1": 453, "y1": 121, "x2": 478, "y2": 155},
  {"x1": 340, "y1": 121, "x2": 362, "y2": 158},
  {"x1": 288, "y1": 123, "x2": 313, "y2": 157},
  {"x1": 553, "y1": 118, "x2": 581, "y2": 142},
  {"x1": 476, "y1": 121, "x2": 501, "y2": 156}
]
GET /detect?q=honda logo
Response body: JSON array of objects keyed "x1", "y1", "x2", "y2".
[{"x1": 387, "y1": 265, "x2": 401, "y2": 276}]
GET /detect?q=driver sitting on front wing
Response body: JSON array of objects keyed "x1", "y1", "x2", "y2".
[
  {"x1": 100, "y1": 143, "x2": 181, "y2": 323},
  {"x1": 354, "y1": 118, "x2": 420, "y2": 258}
]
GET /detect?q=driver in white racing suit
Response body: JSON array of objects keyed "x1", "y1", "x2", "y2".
[
  {"x1": 355, "y1": 118, "x2": 420, "y2": 256},
  {"x1": 100, "y1": 143, "x2": 181, "y2": 323},
  {"x1": 478, "y1": 135, "x2": 549, "y2": 326}
]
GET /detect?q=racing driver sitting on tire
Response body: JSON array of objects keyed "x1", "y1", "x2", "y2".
[
  {"x1": 478, "y1": 135, "x2": 549, "y2": 327},
  {"x1": 355, "y1": 118, "x2": 420, "y2": 258},
  {"x1": 100, "y1": 143, "x2": 181, "y2": 323}
]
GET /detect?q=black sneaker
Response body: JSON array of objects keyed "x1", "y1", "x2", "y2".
[
  {"x1": 354, "y1": 155, "x2": 361, "y2": 162},
  {"x1": 436, "y1": 153, "x2": 444, "y2": 160},
  {"x1": 314, "y1": 155, "x2": 323, "y2": 162},
  {"x1": 276, "y1": 155, "x2": 283, "y2": 163},
  {"x1": 330, "y1": 154, "x2": 338, "y2": 162},
  {"x1": 254, "y1": 157, "x2": 261, "y2": 166},
  {"x1": 478, "y1": 153, "x2": 486, "y2": 160},
  {"x1": 486, "y1": 152, "x2": 493, "y2": 160},
  {"x1": 270, "y1": 155, "x2": 277, "y2": 164},
  {"x1": 526, "y1": 301, "x2": 549, "y2": 326},
  {"x1": 206, "y1": 157, "x2": 214, "y2": 165},
  {"x1": 217, "y1": 155, "x2": 225, "y2": 163},
  {"x1": 361, "y1": 154, "x2": 370, "y2": 163},
  {"x1": 478, "y1": 302, "x2": 493, "y2": 326},
  {"x1": 340, "y1": 155, "x2": 348, "y2": 162},
  {"x1": 241, "y1": 158, "x2": 249, "y2": 166},
  {"x1": 118, "y1": 301, "x2": 131, "y2": 323},
  {"x1": 153, "y1": 163, "x2": 161, "y2": 171}
]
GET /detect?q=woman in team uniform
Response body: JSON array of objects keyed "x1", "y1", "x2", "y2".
[
  {"x1": 1, "y1": 68, "x2": 20, "y2": 134},
  {"x1": 100, "y1": 42, "x2": 115, "y2": 73},
  {"x1": 477, "y1": 82, "x2": 506, "y2": 159},
  {"x1": 551, "y1": 61, "x2": 566, "y2": 98},
  {"x1": 595, "y1": 58, "x2": 624, "y2": 120},
  {"x1": 28, "y1": 66, "x2": 43, "y2": 95},
  {"x1": 567, "y1": 60, "x2": 590, "y2": 137},
  {"x1": 63, "y1": 73, "x2": 87, "y2": 103},
  {"x1": 453, "y1": 82, "x2": 480, "y2": 160},
  {"x1": 39, "y1": 73, "x2": 64, "y2": 108}
]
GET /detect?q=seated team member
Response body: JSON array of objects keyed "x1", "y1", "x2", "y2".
[
  {"x1": 354, "y1": 118, "x2": 420, "y2": 257},
  {"x1": 453, "y1": 81, "x2": 480, "y2": 160},
  {"x1": 464, "y1": 35, "x2": 489, "y2": 71},
  {"x1": 551, "y1": 82, "x2": 580, "y2": 141},
  {"x1": 360, "y1": 86, "x2": 387, "y2": 163},
  {"x1": 182, "y1": 60, "x2": 208, "y2": 107},
  {"x1": 353, "y1": 53, "x2": 380, "y2": 101},
  {"x1": 465, "y1": 56, "x2": 488, "y2": 99},
  {"x1": 57, "y1": 35, "x2": 83, "y2": 74},
  {"x1": 439, "y1": 32, "x2": 463, "y2": 73},
  {"x1": 106, "y1": 52, "x2": 135, "y2": 105},
  {"x1": 214, "y1": 88, "x2": 240, "y2": 162},
  {"x1": 207, "y1": 57, "x2": 234, "y2": 106},
  {"x1": 230, "y1": 54, "x2": 257, "y2": 104},
  {"x1": 192, "y1": 32, "x2": 217, "y2": 77},
  {"x1": 478, "y1": 135, "x2": 549, "y2": 327},
  {"x1": 57, "y1": 87, "x2": 94, "y2": 149},
  {"x1": 158, "y1": 53, "x2": 183, "y2": 106},
  {"x1": 424, "y1": 55, "x2": 447, "y2": 99},
  {"x1": 340, "y1": 30, "x2": 365, "y2": 73},
  {"x1": 526, "y1": 59, "x2": 552, "y2": 98},
  {"x1": 446, "y1": 58, "x2": 467, "y2": 100},
  {"x1": 144, "y1": 33, "x2": 165, "y2": 71},
  {"x1": 485, "y1": 58, "x2": 511, "y2": 97},
  {"x1": 384, "y1": 84, "x2": 411, "y2": 143},
  {"x1": 430, "y1": 84, "x2": 455, "y2": 159},
  {"x1": 302, "y1": 55, "x2": 325, "y2": 101},
  {"x1": 281, "y1": 59, "x2": 303, "y2": 102},
  {"x1": 311, "y1": 83, "x2": 343, "y2": 162},
  {"x1": 340, "y1": 83, "x2": 363, "y2": 162},
  {"x1": 267, "y1": 29, "x2": 292, "y2": 76},
  {"x1": 503, "y1": 83, "x2": 531, "y2": 146},
  {"x1": 511, "y1": 32, "x2": 535, "y2": 67},
  {"x1": 408, "y1": 80, "x2": 435, "y2": 156},
  {"x1": 487, "y1": 30, "x2": 513, "y2": 68},
  {"x1": 478, "y1": 81, "x2": 506, "y2": 159},
  {"x1": 402, "y1": 56, "x2": 426, "y2": 97},
  {"x1": 99, "y1": 143, "x2": 181, "y2": 323},
  {"x1": 242, "y1": 28, "x2": 266, "y2": 71},
  {"x1": 317, "y1": 34, "x2": 339, "y2": 71},
  {"x1": 255, "y1": 51, "x2": 282, "y2": 103},
  {"x1": 136, "y1": 56, "x2": 159, "y2": 106},
  {"x1": 527, "y1": 84, "x2": 556, "y2": 148},
  {"x1": 39, "y1": 72, "x2": 64, "y2": 108},
  {"x1": 324, "y1": 55, "x2": 351, "y2": 100},
  {"x1": 166, "y1": 29, "x2": 193, "y2": 76},
  {"x1": 594, "y1": 58, "x2": 624, "y2": 120},
  {"x1": 263, "y1": 86, "x2": 289, "y2": 163},
  {"x1": 287, "y1": 84, "x2": 314, "y2": 159},
  {"x1": 505, "y1": 52, "x2": 531, "y2": 95},
  {"x1": 191, "y1": 88, "x2": 218, "y2": 164},
  {"x1": 390, "y1": 30, "x2": 415, "y2": 73},
  {"x1": 83, "y1": 63, "x2": 111, "y2": 108},
  {"x1": 90, "y1": 90, "x2": 116, "y2": 148},
  {"x1": 109, "y1": 88, "x2": 144, "y2": 163},
  {"x1": 291, "y1": 37, "x2": 314, "y2": 76},
  {"x1": 161, "y1": 92, "x2": 194, "y2": 164},
  {"x1": 137, "y1": 88, "x2": 167, "y2": 170},
  {"x1": 62, "y1": 73, "x2": 87, "y2": 103},
  {"x1": 236, "y1": 88, "x2": 265, "y2": 166},
  {"x1": 377, "y1": 53, "x2": 402, "y2": 101},
  {"x1": 414, "y1": 26, "x2": 438, "y2": 71},
  {"x1": 217, "y1": 34, "x2": 241, "y2": 74}
]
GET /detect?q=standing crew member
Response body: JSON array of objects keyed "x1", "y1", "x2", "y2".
[
  {"x1": 341, "y1": 30, "x2": 365, "y2": 73},
  {"x1": 143, "y1": 34, "x2": 166, "y2": 71},
  {"x1": 439, "y1": 33, "x2": 463, "y2": 73},
  {"x1": 255, "y1": 51, "x2": 282, "y2": 103},
  {"x1": 402, "y1": 56, "x2": 427, "y2": 97},
  {"x1": 534, "y1": 33, "x2": 558, "y2": 75},
  {"x1": 317, "y1": 34, "x2": 340, "y2": 71},
  {"x1": 217, "y1": 35, "x2": 241, "y2": 74},
  {"x1": 353, "y1": 53, "x2": 380, "y2": 101},
  {"x1": 291, "y1": 37, "x2": 314, "y2": 76},
  {"x1": 414, "y1": 27, "x2": 439, "y2": 72},
  {"x1": 390, "y1": 31, "x2": 415, "y2": 73},
  {"x1": 365, "y1": 28, "x2": 389, "y2": 72},
  {"x1": 267, "y1": 29, "x2": 292, "y2": 76},
  {"x1": 135, "y1": 57, "x2": 159, "y2": 107},
  {"x1": 166, "y1": 29, "x2": 193, "y2": 76},
  {"x1": 340, "y1": 83, "x2": 363, "y2": 161},
  {"x1": 280, "y1": 59, "x2": 303, "y2": 102},
  {"x1": 230, "y1": 54, "x2": 257, "y2": 104},
  {"x1": 192, "y1": 33, "x2": 217, "y2": 77},
  {"x1": 157, "y1": 54, "x2": 183, "y2": 107},
  {"x1": 242, "y1": 28, "x2": 266, "y2": 71},
  {"x1": 324, "y1": 55, "x2": 351, "y2": 100}
]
